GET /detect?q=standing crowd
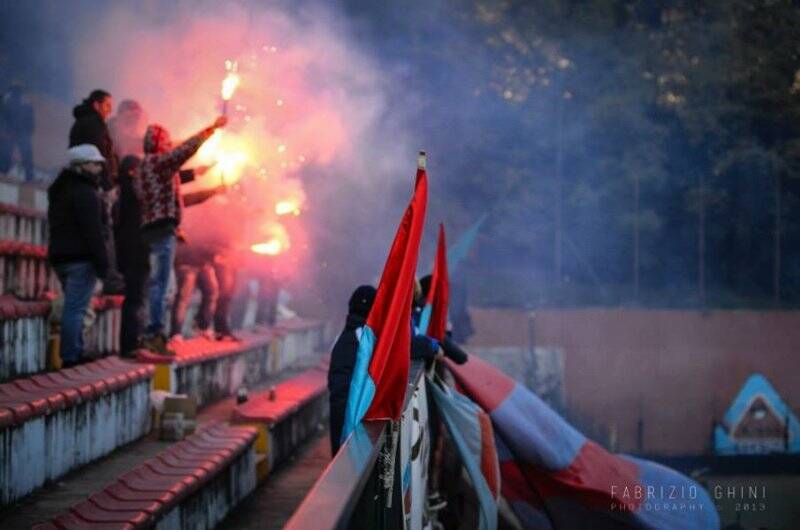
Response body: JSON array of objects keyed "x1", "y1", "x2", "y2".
[{"x1": 47, "y1": 88, "x2": 238, "y2": 367}]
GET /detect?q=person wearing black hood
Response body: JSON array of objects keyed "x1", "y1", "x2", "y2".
[
  {"x1": 69, "y1": 89, "x2": 116, "y2": 185},
  {"x1": 327, "y1": 284, "x2": 376, "y2": 455},
  {"x1": 48, "y1": 144, "x2": 109, "y2": 367},
  {"x1": 69, "y1": 89, "x2": 124, "y2": 293}
]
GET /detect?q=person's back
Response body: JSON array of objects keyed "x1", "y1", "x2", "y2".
[
  {"x1": 328, "y1": 285, "x2": 376, "y2": 455},
  {"x1": 115, "y1": 156, "x2": 147, "y2": 269}
]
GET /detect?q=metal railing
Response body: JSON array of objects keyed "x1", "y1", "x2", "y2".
[{"x1": 286, "y1": 361, "x2": 427, "y2": 530}]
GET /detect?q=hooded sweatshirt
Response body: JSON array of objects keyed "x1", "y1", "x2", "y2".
[
  {"x1": 133, "y1": 124, "x2": 214, "y2": 234},
  {"x1": 69, "y1": 101, "x2": 117, "y2": 185}
]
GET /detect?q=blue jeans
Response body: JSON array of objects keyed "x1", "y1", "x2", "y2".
[
  {"x1": 146, "y1": 232, "x2": 176, "y2": 335},
  {"x1": 54, "y1": 262, "x2": 97, "y2": 363}
]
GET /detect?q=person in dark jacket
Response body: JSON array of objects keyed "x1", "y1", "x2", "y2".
[
  {"x1": 133, "y1": 117, "x2": 227, "y2": 356},
  {"x1": 69, "y1": 90, "x2": 116, "y2": 185},
  {"x1": 0, "y1": 82, "x2": 35, "y2": 181},
  {"x1": 69, "y1": 89, "x2": 124, "y2": 292},
  {"x1": 328, "y1": 285, "x2": 376, "y2": 456},
  {"x1": 48, "y1": 144, "x2": 109, "y2": 367},
  {"x1": 115, "y1": 156, "x2": 149, "y2": 358}
]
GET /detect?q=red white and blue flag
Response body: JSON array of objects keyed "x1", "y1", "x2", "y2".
[
  {"x1": 428, "y1": 376, "x2": 501, "y2": 530},
  {"x1": 341, "y1": 164, "x2": 428, "y2": 442},
  {"x1": 418, "y1": 223, "x2": 449, "y2": 341},
  {"x1": 447, "y1": 355, "x2": 720, "y2": 529}
]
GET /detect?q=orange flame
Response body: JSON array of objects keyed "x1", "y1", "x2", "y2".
[
  {"x1": 251, "y1": 240, "x2": 284, "y2": 255},
  {"x1": 251, "y1": 222, "x2": 290, "y2": 255},
  {"x1": 275, "y1": 199, "x2": 301, "y2": 216},
  {"x1": 196, "y1": 130, "x2": 249, "y2": 185}
]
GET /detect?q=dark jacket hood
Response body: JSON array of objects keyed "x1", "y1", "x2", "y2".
[{"x1": 72, "y1": 101, "x2": 100, "y2": 120}]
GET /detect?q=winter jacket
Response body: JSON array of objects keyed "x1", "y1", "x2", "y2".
[
  {"x1": 114, "y1": 157, "x2": 148, "y2": 270},
  {"x1": 69, "y1": 102, "x2": 117, "y2": 186},
  {"x1": 328, "y1": 313, "x2": 366, "y2": 453},
  {"x1": 134, "y1": 125, "x2": 214, "y2": 233},
  {"x1": 47, "y1": 167, "x2": 109, "y2": 278},
  {"x1": 328, "y1": 314, "x2": 367, "y2": 404}
]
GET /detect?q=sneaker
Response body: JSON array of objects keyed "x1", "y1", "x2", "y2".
[
  {"x1": 169, "y1": 334, "x2": 184, "y2": 345},
  {"x1": 142, "y1": 334, "x2": 176, "y2": 357},
  {"x1": 215, "y1": 331, "x2": 241, "y2": 342},
  {"x1": 197, "y1": 328, "x2": 215, "y2": 341}
]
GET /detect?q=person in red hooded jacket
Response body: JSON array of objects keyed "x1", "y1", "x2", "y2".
[{"x1": 133, "y1": 115, "x2": 227, "y2": 355}]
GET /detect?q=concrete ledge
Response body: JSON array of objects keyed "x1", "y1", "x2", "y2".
[
  {"x1": 32, "y1": 423, "x2": 257, "y2": 530},
  {"x1": 232, "y1": 366, "x2": 328, "y2": 480},
  {"x1": 0, "y1": 295, "x2": 51, "y2": 379},
  {"x1": 0, "y1": 241, "x2": 55, "y2": 299},
  {"x1": 272, "y1": 318, "x2": 326, "y2": 366},
  {"x1": 0, "y1": 295, "x2": 123, "y2": 380},
  {"x1": 87, "y1": 295, "x2": 123, "y2": 358},
  {"x1": 0, "y1": 358, "x2": 154, "y2": 506},
  {"x1": 0, "y1": 201, "x2": 47, "y2": 245},
  {"x1": 137, "y1": 321, "x2": 324, "y2": 408},
  {"x1": 0, "y1": 177, "x2": 48, "y2": 212}
]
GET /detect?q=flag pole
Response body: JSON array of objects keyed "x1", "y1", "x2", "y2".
[{"x1": 417, "y1": 150, "x2": 427, "y2": 169}]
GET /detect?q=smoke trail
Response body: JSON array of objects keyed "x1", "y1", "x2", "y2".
[{"x1": 60, "y1": 0, "x2": 421, "y2": 317}]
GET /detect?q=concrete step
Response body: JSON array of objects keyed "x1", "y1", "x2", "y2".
[
  {"x1": 0, "y1": 176, "x2": 48, "y2": 213},
  {"x1": 0, "y1": 239, "x2": 55, "y2": 299},
  {"x1": 0, "y1": 357, "x2": 155, "y2": 505},
  {"x1": 216, "y1": 433, "x2": 330, "y2": 530},
  {"x1": 0, "y1": 202, "x2": 48, "y2": 246},
  {"x1": 0, "y1": 355, "x2": 327, "y2": 529},
  {"x1": 137, "y1": 319, "x2": 325, "y2": 408},
  {"x1": 1, "y1": 294, "x2": 124, "y2": 381}
]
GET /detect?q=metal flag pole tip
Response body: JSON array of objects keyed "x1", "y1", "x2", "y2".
[{"x1": 417, "y1": 150, "x2": 427, "y2": 169}]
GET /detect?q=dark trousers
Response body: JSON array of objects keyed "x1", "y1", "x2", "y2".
[
  {"x1": 120, "y1": 262, "x2": 149, "y2": 356},
  {"x1": 171, "y1": 263, "x2": 218, "y2": 334},
  {"x1": 329, "y1": 395, "x2": 347, "y2": 456},
  {"x1": 213, "y1": 261, "x2": 236, "y2": 334}
]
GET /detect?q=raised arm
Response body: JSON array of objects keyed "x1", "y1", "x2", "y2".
[
  {"x1": 184, "y1": 184, "x2": 226, "y2": 207},
  {"x1": 151, "y1": 116, "x2": 227, "y2": 174}
]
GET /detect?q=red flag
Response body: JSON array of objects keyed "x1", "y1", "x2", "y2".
[
  {"x1": 364, "y1": 166, "x2": 428, "y2": 421},
  {"x1": 425, "y1": 223, "x2": 449, "y2": 341}
]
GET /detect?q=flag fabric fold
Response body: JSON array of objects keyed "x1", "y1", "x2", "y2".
[
  {"x1": 446, "y1": 355, "x2": 720, "y2": 530},
  {"x1": 341, "y1": 167, "x2": 428, "y2": 443},
  {"x1": 428, "y1": 375, "x2": 500, "y2": 530},
  {"x1": 418, "y1": 223, "x2": 449, "y2": 340}
]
